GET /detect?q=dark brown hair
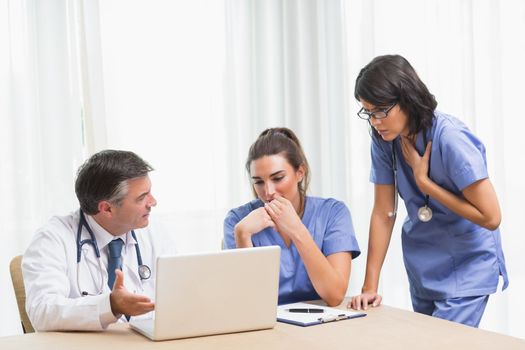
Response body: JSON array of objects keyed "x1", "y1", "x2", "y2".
[
  {"x1": 355, "y1": 54, "x2": 437, "y2": 137},
  {"x1": 246, "y1": 127, "x2": 310, "y2": 204}
]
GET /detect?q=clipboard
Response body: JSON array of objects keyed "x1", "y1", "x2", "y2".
[{"x1": 277, "y1": 302, "x2": 366, "y2": 327}]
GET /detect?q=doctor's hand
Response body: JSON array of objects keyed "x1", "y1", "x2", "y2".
[
  {"x1": 110, "y1": 270, "x2": 155, "y2": 317},
  {"x1": 401, "y1": 137, "x2": 433, "y2": 192},
  {"x1": 347, "y1": 292, "x2": 382, "y2": 311},
  {"x1": 264, "y1": 194, "x2": 305, "y2": 241}
]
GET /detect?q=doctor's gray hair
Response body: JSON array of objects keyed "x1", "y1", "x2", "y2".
[
  {"x1": 355, "y1": 54, "x2": 437, "y2": 137},
  {"x1": 75, "y1": 150, "x2": 153, "y2": 215}
]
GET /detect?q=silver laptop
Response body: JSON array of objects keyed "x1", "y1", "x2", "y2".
[{"x1": 129, "y1": 246, "x2": 281, "y2": 341}]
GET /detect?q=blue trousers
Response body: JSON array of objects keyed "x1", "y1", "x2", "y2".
[{"x1": 410, "y1": 294, "x2": 489, "y2": 328}]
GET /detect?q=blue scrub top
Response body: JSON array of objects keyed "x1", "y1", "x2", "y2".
[
  {"x1": 370, "y1": 111, "x2": 509, "y2": 300},
  {"x1": 224, "y1": 196, "x2": 360, "y2": 305}
]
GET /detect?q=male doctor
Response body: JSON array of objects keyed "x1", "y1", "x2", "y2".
[{"x1": 22, "y1": 150, "x2": 173, "y2": 331}]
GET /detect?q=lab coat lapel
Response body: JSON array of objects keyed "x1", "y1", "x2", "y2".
[{"x1": 123, "y1": 233, "x2": 141, "y2": 286}]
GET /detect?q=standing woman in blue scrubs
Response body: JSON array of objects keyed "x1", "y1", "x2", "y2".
[
  {"x1": 224, "y1": 127, "x2": 360, "y2": 306},
  {"x1": 348, "y1": 55, "x2": 508, "y2": 327}
]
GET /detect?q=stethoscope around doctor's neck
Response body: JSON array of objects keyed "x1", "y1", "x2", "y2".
[
  {"x1": 388, "y1": 132, "x2": 433, "y2": 222},
  {"x1": 76, "y1": 210, "x2": 151, "y2": 296}
]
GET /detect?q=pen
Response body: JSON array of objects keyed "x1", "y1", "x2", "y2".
[{"x1": 286, "y1": 308, "x2": 324, "y2": 313}]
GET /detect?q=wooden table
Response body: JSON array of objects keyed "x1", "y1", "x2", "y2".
[{"x1": 2, "y1": 302, "x2": 524, "y2": 349}]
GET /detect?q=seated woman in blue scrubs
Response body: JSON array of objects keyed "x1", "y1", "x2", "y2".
[
  {"x1": 224, "y1": 127, "x2": 360, "y2": 306},
  {"x1": 348, "y1": 55, "x2": 508, "y2": 327}
]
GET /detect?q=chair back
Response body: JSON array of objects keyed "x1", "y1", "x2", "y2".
[{"x1": 9, "y1": 255, "x2": 35, "y2": 333}]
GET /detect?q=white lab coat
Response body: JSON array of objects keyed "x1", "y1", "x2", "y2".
[{"x1": 22, "y1": 210, "x2": 176, "y2": 331}]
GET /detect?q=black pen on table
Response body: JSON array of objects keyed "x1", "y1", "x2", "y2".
[{"x1": 286, "y1": 308, "x2": 324, "y2": 313}]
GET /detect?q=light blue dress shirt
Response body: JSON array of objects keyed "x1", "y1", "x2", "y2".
[
  {"x1": 224, "y1": 196, "x2": 360, "y2": 305},
  {"x1": 370, "y1": 111, "x2": 508, "y2": 300}
]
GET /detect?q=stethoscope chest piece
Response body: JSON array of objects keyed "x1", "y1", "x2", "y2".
[
  {"x1": 138, "y1": 264, "x2": 151, "y2": 280},
  {"x1": 418, "y1": 205, "x2": 433, "y2": 222}
]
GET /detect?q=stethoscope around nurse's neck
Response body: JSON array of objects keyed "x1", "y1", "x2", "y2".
[
  {"x1": 76, "y1": 210, "x2": 151, "y2": 296},
  {"x1": 388, "y1": 132, "x2": 433, "y2": 222}
]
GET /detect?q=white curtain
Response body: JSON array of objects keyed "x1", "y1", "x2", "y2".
[
  {"x1": 93, "y1": 0, "x2": 228, "y2": 252},
  {"x1": 1, "y1": 0, "x2": 85, "y2": 335},
  {"x1": 225, "y1": 0, "x2": 356, "y2": 206}
]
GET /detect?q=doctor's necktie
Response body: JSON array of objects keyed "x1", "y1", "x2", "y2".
[{"x1": 107, "y1": 238, "x2": 124, "y2": 290}]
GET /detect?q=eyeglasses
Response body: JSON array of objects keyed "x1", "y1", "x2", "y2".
[{"x1": 357, "y1": 103, "x2": 396, "y2": 120}]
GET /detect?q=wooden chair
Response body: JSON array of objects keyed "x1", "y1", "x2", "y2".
[{"x1": 9, "y1": 255, "x2": 35, "y2": 333}]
